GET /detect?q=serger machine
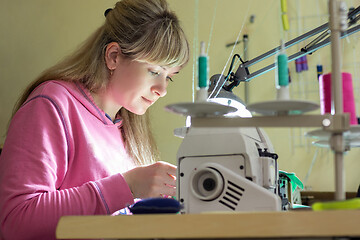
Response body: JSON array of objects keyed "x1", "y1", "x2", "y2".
[
  {"x1": 176, "y1": 124, "x2": 282, "y2": 214},
  {"x1": 170, "y1": 3, "x2": 360, "y2": 212}
]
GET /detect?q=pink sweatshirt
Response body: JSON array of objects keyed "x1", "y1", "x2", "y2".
[{"x1": 0, "y1": 80, "x2": 136, "y2": 240}]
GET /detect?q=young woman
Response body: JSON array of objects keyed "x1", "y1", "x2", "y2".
[{"x1": 0, "y1": 0, "x2": 189, "y2": 239}]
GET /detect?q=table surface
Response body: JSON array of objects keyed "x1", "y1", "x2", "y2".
[{"x1": 56, "y1": 210, "x2": 360, "y2": 239}]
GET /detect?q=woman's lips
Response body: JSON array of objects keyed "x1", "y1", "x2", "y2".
[{"x1": 142, "y1": 97, "x2": 154, "y2": 105}]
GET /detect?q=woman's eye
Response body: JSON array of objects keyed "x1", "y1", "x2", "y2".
[
  {"x1": 149, "y1": 71, "x2": 160, "y2": 76},
  {"x1": 149, "y1": 70, "x2": 173, "y2": 82}
]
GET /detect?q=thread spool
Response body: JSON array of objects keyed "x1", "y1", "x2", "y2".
[
  {"x1": 276, "y1": 40, "x2": 289, "y2": 100},
  {"x1": 196, "y1": 41, "x2": 209, "y2": 102},
  {"x1": 277, "y1": 51, "x2": 288, "y2": 86},
  {"x1": 301, "y1": 56, "x2": 308, "y2": 71},
  {"x1": 281, "y1": 14, "x2": 290, "y2": 31},
  {"x1": 295, "y1": 58, "x2": 303, "y2": 73},
  {"x1": 198, "y1": 42, "x2": 208, "y2": 88},
  {"x1": 316, "y1": 65, "x2": 323, "y2": 79},
  {"x1": 295, "y1": 56, "x2": 308, "y2": 73},
  {"x1": 280, "y1": 0, "x2": 289, "y2": 31},
  {"x1": 319, "y1": 72, "x2": 357, "y2": 125}
]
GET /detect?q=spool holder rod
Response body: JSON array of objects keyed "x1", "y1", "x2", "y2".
[
  {"x1": 233, "y1": 24, "x2": 360, "y2": 83},
  {"x1": 329, "y1": 0, "x2": 347, "y2": 201},
  {"x1": 230, "y1": 4, "x2": 360, "y2": 83}
]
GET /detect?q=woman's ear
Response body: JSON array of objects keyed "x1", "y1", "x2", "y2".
[{"x1": 105, "y1": 42, "x2": 121, "y2": 70}]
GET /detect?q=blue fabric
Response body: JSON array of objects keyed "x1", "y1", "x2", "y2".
[{"x1": 129, "y1": 198, "x2": 182, "y2": 214}]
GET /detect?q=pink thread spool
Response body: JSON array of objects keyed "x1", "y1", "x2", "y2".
[{"x1": 319, "y1": 72, "x2": 357, "y2": 125}]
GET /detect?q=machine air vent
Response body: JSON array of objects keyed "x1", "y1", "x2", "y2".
[{"x1": 219, "y1": 180, "x2": 245, "y2": 211}]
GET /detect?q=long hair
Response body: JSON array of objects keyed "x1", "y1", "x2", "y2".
[{"x1": 11, "y1": 0, "x2": 190, "y2": 166}]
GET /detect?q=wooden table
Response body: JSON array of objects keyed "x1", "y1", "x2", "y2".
[{"x1": 56, "y1": 210, "x2": 360, "y2": 239}]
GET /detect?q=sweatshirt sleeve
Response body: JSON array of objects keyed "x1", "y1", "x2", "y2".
[{"x1": 0, "y1": 95, "x2": 134, "y2": 240}]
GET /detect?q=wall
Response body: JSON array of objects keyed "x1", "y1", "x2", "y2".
[{"x1": 0, "y1": 0, "x2": 359, "y2": 193}]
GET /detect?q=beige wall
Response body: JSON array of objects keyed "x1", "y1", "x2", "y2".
[{"x1": 1, "y1": 0, "x2": 359, "y2": 192}]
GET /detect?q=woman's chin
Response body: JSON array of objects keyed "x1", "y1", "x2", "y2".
[{"x1": 127, "y1": 107, "x2": 148, "y2": 115}]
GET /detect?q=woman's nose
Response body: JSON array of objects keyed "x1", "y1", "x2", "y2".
[{"x1": 152, "y1": 79, "x2": 168, "y2": 97}]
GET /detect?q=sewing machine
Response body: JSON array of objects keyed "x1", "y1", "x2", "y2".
[{"x1": 176, "y1": 124, "x2": 282, "y2": 213}]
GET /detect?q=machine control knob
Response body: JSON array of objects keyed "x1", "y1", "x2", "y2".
[{"x1": 190, "y1": 167, "x2": 224, "y2": 201}]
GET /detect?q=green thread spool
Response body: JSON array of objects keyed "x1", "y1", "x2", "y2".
[
  {"x1": 198, "y1": 41, "x2": 208, "y2": 88},
  {"x1": 198, "y1": 57, "x2": 208, "y2": 88},
  {"x1": 277, "y1": 53, "x2": 289, "y2": 87}
]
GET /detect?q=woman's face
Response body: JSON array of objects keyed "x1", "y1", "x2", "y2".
[{"x1": 107, "y1": 57, "x2": 181, "y2": 115}]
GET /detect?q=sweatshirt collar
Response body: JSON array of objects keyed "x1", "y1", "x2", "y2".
[
  {"x1": 105, "y1": 113, "x2": 123, "y2": 128},
  {"x1": 74, "y1": 82, "x2": 122, "y2": 127}
]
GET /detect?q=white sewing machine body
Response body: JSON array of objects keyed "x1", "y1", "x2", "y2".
[{"x1": 177, "y1": 126, "x2": 282, "y2": 213}]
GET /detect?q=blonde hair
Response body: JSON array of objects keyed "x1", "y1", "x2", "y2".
[{"x1": 12, "y1": 0, "x2": 189, "y2": 166}]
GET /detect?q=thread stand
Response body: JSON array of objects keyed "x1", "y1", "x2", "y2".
[{"x1": 246, "y1": 100, "x2": 319, "y2": 116}]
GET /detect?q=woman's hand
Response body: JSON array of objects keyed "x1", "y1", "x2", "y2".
[{"x1": 122, "y1": 161, "x2": 176, "y2": 199}]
